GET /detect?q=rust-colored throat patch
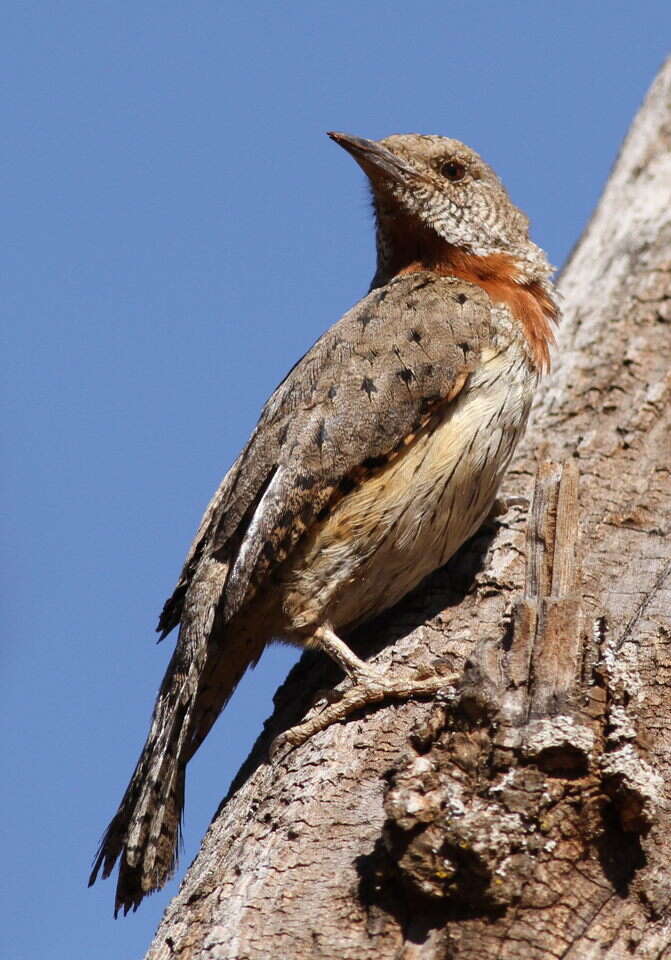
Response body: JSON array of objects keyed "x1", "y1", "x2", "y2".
[{"x1": 394, "y1": 238, "x2": 558, "y2": 372}]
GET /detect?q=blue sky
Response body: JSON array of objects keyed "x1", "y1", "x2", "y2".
[{"x1": 3, "y1": 3, "x2": 669, "y2": 957}]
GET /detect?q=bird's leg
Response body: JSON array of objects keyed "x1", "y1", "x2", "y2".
[
  {"x1": 301, "y1": 624, "x2": 380, "y2": 712},
  {"x1": 310, "y1": 624, "x2": 380, "y2": 680},
  {"x1": 270, "y1": 624, "x2": 456, "y2": 758}
]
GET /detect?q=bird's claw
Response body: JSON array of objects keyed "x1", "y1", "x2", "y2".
[{"x1": 270, "y1": 668, "x2": 457, "y2": 761}]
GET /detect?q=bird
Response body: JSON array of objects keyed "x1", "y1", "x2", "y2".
[{"x1": 89, "y1": 131, "x2": 558, "y2": 916}]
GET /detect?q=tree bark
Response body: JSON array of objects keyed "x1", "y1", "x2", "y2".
[{"x1": 147, "y1": 59, "x2": 671, "y2": 959}]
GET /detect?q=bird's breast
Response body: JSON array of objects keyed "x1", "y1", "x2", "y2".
[{"x1": 279, "y1": 341, "x2": 535, "y2": 634}]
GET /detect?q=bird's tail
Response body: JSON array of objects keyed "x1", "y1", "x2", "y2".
[{"x1": 89, "y1": 559, "x2": 260, "y2": 916}]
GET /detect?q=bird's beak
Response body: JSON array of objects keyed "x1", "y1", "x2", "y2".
[{"x1": 327, "y1": 131, "x2": 417, "y2": 185}]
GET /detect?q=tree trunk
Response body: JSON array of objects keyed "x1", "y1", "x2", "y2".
[{"x1": 147, "y1": 59, "x2": 671, "y2": 959}]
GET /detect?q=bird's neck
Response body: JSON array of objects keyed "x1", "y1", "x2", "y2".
[{"x1": 371, "y1": 214, "x2": 558, "y2": 373}]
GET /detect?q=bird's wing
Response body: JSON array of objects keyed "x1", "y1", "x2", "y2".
[{"x1": 159, "y1": 272, "x2": 496, "y2": 634}]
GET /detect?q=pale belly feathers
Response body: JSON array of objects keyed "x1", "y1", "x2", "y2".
[{"x1": 280, "y1": 343, "x2": 535, "y2": 635}]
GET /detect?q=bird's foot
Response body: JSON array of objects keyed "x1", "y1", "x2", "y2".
[
  {"x1": 305, "y1": 658, "x2": 381, "y2": 712},
  {"x1": 270, "y1": 664, "x2": 456, "y2": 760},
  {"x1": 307, "y1": 684, "x2": 346, "y2": 711}
]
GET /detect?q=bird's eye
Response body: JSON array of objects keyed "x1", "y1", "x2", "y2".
[{"x1": 440, "y1": 160, "x2": 466, "y2": 182}]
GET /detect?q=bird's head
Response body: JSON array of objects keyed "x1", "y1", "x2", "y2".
[{"x1": 328, "y1": 131, "x2": 553, "y2": 292}]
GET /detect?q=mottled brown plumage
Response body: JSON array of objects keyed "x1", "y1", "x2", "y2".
[{"x1": 90, "y1": 131, "x2": 558, "y2": 915}]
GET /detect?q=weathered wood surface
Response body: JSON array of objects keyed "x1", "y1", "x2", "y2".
[{"x1": 146, "y1": 59, "x2": 671, "y2": 959}]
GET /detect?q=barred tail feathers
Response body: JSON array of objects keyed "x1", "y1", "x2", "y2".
[
  {"x1": 89, "y1": 559, "x2": 261, "y2": 915},
  {"x1": 88, "y1": 665, "x2": 189, "y2": 914}
]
